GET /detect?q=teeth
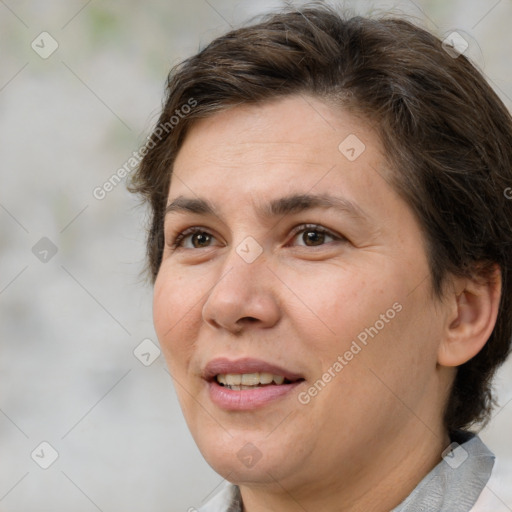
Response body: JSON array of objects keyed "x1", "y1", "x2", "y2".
[
  {"x1": 225, "y1": 374, "x2": 241, "y2": 386},
  {"x1": 273, "y1": 375, "x2": 284, "y2": 385},
  {"x1": 241, "y1": 373, "x2": 260, "y2": 386},
  {"x1": 259, "y1": 372, "x2": 273, "y2": 385},
  {"x1": 216, "y1": 373, "x2": 288, "y2": 387}
]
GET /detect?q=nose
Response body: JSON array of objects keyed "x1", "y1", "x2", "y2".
[{"x1": 202, "y1": 250, "x2": 281, "y2": 335}]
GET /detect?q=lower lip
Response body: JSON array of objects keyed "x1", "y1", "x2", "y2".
[{"x1": 207, "y1": 380, "x2": 303, "y2": 410}]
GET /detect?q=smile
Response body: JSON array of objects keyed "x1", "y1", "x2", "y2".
[{"x1": 203, "y1": 358, "x2": 305, "y2": 410}]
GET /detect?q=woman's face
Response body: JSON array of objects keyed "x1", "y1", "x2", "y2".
[{"x1": 153, "y1": 95, "x2": 450, "y2": 496}]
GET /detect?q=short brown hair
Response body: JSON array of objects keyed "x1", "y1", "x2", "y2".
[{"x1": 129, "y1": 4, "x2": 512, "y2": 431}]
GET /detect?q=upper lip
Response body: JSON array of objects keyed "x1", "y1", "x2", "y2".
[{"x1": 202, "y1": 358, "x2": 304, "y2": 382}]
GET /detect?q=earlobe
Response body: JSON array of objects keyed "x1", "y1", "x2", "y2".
[{"x1": 438, "y1": 265, "x2": 502, "y2": 367}]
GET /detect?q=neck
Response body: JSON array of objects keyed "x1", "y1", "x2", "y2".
[{"x1": 239, "y1": 425, "x2": 451, "y2": 512}]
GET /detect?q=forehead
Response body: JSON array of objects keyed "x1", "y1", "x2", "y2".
[{"x1": 171, "y1": 95, "x2": 388, "y2": 196}]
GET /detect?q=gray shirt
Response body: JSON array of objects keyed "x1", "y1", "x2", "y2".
[{"x1": 197, "y1": 431, "x2": 494, "y2": 512}]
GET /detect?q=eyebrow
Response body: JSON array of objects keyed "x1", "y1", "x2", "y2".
[{"x1": 165, "y1": 193, "x2": 370, "y2": 224}]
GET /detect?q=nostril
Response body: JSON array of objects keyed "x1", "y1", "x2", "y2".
[{"x1": 234, "y1": 317, "x2": 260, "y2": 330}]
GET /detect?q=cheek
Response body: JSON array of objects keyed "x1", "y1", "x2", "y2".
[
  {"x1": 291, "y1": 261, "x2": 436, "y2": 389},
  {"x1": 283, "y1": 264, "x2": 393, "y2": 355},
  {"x1": 153, "y1": 269, "x2": 202, "y2": 372}
]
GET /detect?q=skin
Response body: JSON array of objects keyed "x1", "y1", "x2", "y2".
[{"x1": 153, "y1": 95, "x2": 501, "y2": 511}]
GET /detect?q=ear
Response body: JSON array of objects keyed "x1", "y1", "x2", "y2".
[{"x1": 438, "y1": 265, "x2": 502, "y2": 367}]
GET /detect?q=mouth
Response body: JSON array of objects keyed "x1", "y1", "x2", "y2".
[{"x1": 203, "y1": 358, "x2": 305, "y2": 410}]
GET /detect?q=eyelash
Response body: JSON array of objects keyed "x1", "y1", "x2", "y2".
[{"x1": 169, "y1": 224, "x2": 343, "y2": 249}]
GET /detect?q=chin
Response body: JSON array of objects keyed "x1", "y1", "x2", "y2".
[{"x1": 194, "y1": 428, "x2": 297, "y2": 485}]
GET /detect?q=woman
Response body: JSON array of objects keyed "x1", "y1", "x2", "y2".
[{"x1": 129, "y1": 4, "x2": 512, "y2": 511}]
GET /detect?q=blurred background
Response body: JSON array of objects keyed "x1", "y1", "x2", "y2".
[{"x1": 1, "y1": 0, "x2": 511, "y2": 510}]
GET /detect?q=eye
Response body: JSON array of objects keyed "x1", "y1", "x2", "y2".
[
  {"x1": 289, "y1": 224, "x2": 342, "y2": 247},
  {"x1": 168, "y1": 224, "x2": 344, "y2": 250},
  {"x1": 170, "y1": 227, "x2": 219, "y2": 249}
]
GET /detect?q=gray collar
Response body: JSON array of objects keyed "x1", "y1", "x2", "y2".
[
  {"x1": 392, "y1": 431, "x2": 494, "y2": 512},
  {"x1": 198, "y1": 432, "x2": 494, "y2": 512}
]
